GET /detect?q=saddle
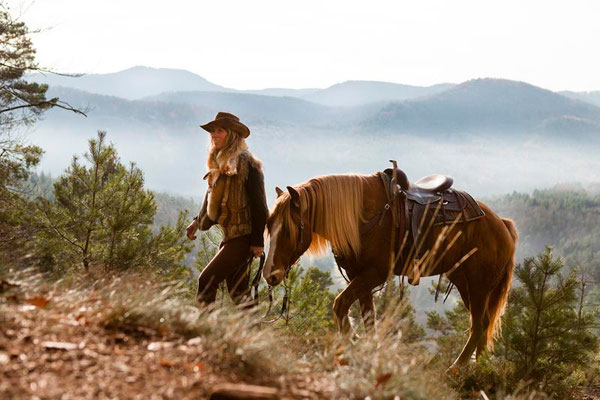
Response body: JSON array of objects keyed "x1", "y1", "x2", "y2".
[{"x1": 377, "y1": 167, "x2": 485, "y2": 282}]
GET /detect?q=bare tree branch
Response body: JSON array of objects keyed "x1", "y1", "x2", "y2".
[{"x1": 0, "y1": 100, "x2": 87, "y2": 116}]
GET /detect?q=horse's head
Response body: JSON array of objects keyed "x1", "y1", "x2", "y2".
[{"x1": 263, "y1": 185, "x2": 313, "y2": 286}]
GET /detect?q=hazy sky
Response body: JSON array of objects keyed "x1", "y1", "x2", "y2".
[{"x1": 5, "y1": 0, "x2": 600, "y2": 91}]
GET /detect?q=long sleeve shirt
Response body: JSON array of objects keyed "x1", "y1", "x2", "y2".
[{"x1": 245, "y1": 163, "x2": 268, "y2": 247}]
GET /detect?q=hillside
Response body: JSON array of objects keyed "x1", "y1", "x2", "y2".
[
  {"x1": 303, "y1": 80, "x2": 455, "y2": 107},
  {"x1": 28, "y1": 66, "x2": 230, "y2": 100},
  {"x1": 561, "y1": 90, "x2": 600, "y2": 107},
  {"x1": 28, "y1": 67, "x2": 458, "y2": 107},
  {"x1": 142, "y1": 90, "x2": 337, "y2": 126},
  {"x1": 488, "y1": 184, "x2": 600, "y2": 276},
  {"x1": 367, "y1": 78, "x2": 600, "y2": 137}
]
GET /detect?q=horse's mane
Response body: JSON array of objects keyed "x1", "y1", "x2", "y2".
[{"x1": 269, "y1": 174, "x2": 369, "y2": 258}]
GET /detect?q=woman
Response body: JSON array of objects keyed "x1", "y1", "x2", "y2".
[{"x1": 186, "y1": 112, "x2": 268, "y2": 307}]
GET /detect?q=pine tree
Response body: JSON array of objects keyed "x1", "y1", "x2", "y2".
[
  {"x1": 502, "y1": 247, "x2": 598, "y2": 395},
  {"x1": 0, "y1": 4, "x2": 81, "y2": 255},
  {"x1": 35, "y1": 131, "x2": 191, "y2": 274},
  {"x1": 288, "y1": 266, "x2": 336, "y2": 333}
]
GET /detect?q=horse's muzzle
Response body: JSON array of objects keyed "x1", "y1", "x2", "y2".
[{"x1": 265, "y1": 270, "x2": 284, "y2": 286}]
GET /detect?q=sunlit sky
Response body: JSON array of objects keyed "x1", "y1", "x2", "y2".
[{"x1": 5, "y1": 0, "x2": 600, "y2": 91}]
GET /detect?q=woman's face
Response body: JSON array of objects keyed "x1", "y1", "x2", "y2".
[{"x1": 211, "y1": 126, "x2": 228, "y2": 149}]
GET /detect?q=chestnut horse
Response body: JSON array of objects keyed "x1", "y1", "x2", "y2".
[{"x1": 263, "y1": 173, "x2": 518, "y2": 366}]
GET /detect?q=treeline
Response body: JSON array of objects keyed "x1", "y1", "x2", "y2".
[{"x1": 489, "y1": 186, "x2": 600, "y2": 280}]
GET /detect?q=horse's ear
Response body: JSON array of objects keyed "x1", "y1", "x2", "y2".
[
  {"x1": 275, "y1": 186, "x2": 284, "y2": 198},
  {"x1": 286, "y1": 186, "x2": 300, "y2": 207}
]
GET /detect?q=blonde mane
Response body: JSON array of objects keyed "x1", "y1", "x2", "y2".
[{"x1": 269, "y1": 174, "x2": 369, "y2": 258}]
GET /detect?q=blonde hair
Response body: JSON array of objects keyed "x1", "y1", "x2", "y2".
[
  {"x1": 207, "y1": 128, "x2": 248, "y2": 174},
  {"x1": 270, "y1": 174, "x2": 369, "y2": 258}
]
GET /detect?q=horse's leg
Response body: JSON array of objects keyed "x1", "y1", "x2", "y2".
[
  {"x1": 333, "y1": 279, "x2": 359, "y2": 334},
  {"x1": 476, "y1": 314, "x2": 491, "y2": 359},
  {"x1": 333, "y1": 271, "x2": 383, "y2": 334},
  {"x1": 448, "y1": 269, "x2": 490, "y2": 366},
  {"x1": 448, "y1": 269, "x2": 471, "y2": 311},
  {"x1": 358, "y1": 291, "x2": 375, "y2": 330}
]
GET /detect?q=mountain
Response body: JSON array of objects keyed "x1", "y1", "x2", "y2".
[
  {"x1": 141, "y1": 90, "x2": 385, "y2": 128},
  {"x1": 29, "y1": 78, "x2": 600, "y2": 198},
  {"x1": 27, "y1": 66, "x2": 230, "y2": 100},
  {"x1": 28, "y1": 66, "x2": 460, "y2": 107},
  {"x1": 242, "y1": 88, "x2": 320, "y2": 97},
  {"x1": 367, "y1": 78, "x2": 600, "y2": 137},
  {"x1": 44, "y1": 86, "x2": 213, "y2": 130},
  {"x1": 302, "y1": 80, "x2": 455, "y2": 107},
  {"x1": 560, "y1": 90, "x2": 600, "y2": 108},
  {"x1": 142, "y1": 90, "x2": 332, "y2": 126},
  {"x1": 45, "y1": 78, "x2": 600, "y2": 140}
]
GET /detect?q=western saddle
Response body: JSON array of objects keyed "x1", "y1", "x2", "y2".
[{"x1": 368, "y1": 162, "x2": 485, "y2": 285}]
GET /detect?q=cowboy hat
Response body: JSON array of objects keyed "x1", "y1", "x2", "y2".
[{"x1": 200, "y1": 112, "x2": 250, "y2": 138}]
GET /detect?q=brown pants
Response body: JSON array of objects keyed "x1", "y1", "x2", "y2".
[{"x1": 196, "y1": 234, "x2": 254, "y2": 307}]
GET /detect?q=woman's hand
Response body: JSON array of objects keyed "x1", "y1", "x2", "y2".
[
  {"x1": 250, "y1": 246, "x2": 264, "y2": 258},
  {"x1": 186, "y1": 219, "x2": 199, "y2": 240}
]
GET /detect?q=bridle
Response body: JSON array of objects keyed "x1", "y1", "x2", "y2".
[{"x1": 262, "y1": 193, "x2": 307, "y2": 324}]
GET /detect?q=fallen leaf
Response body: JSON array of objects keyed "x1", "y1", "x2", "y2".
[
  {"x1": 41, "y1": 341, "x2": 77, "y2": 351},
  {"x1": 333, "y1": 355, "x2": 348, "y2": 366},
  {"x1": 374, "y1": 373, "x2": 392, "y2": 388},
  {"x1": 159, "y1": 359, "x2": 175, "y2": 367},
  {"x1": 27, "y1": 297, "x2": 50, "y2": 308}
]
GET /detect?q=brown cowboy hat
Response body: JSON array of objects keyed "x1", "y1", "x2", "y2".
[{"x1": 200, "y1": 112, "x2": 250, "y2": 138}]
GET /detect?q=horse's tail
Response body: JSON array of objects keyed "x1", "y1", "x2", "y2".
[{"x1": 484, "y1": 218, "x2": 518, "y2": 349}]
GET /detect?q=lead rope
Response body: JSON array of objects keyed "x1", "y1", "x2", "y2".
[
  {"x1": 262, "y1": 267, "x2": 292, "y2": 325},
  {"x1": 250, "y1": 252, "x2": 266, "y2": 303}
]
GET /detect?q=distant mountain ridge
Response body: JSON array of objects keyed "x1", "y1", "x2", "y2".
[
  {"x1": 301, "y1": 80, "x2": 455, "y2": 107},
  {"x1": 29, "y1": 66, "x2": 457, "y2": 107},
  {"x1": 366, "y1": 78, "x2": 600, "y2": 137},
  {"x1": 43, "y1": 76, "x2": 600, "y2": 141},
  {"x1": 29, "y1": 66, "x2": 600, "y2": 114},
  {"x1": 27, "y1": 77, "x2": 600, "y2": 200},
  {"x1": 28, "y1": 66, "x2": 230, "y2": 100},
  {"x1": 560, "y1": 90, "x2": 600, "y2": 107}
]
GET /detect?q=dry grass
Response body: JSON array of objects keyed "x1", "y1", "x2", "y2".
[
  {"x1": 1, "y1": 263, "x2": 560, "y2": 399},
  {"x1": 0, "y1": 264, "x2": 461, "y2": 399}
]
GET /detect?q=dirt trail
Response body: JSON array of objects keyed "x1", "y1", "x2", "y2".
[{"x1": 0, "y1": 283, "x2": 329, "y2": 399}]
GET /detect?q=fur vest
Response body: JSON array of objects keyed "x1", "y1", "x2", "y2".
[{"x1": 204, "y1": 149, "x2": 263, "y2": 242}]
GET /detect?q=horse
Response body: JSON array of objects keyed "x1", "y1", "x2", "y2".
[{"x1": 262, "y1": 172, "x2": 518, "y2": 366}]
